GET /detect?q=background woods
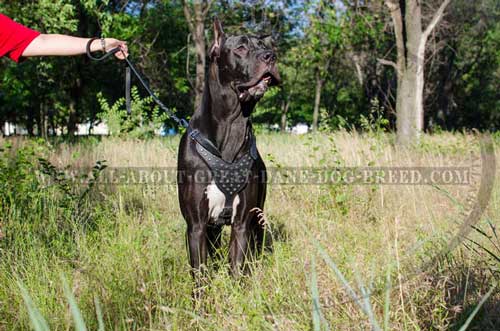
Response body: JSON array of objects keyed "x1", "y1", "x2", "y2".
[{"x1": 0, "y1": 0, "x2": 498, "y2": 138}]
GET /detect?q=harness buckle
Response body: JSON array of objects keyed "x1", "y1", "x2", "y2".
[{"x1": 215, "y1": 207, "x2": 233, "y2": 226}]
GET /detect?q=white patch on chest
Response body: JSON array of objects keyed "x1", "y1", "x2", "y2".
[
  {"x1": 205, "y1": 180, "x2": 240, "y2": 223},
  {"x1": 206, "y1": 181, "x2": 225, "y2": 219}
]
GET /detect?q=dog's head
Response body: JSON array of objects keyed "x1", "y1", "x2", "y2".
[{"x1": 209, "y1": 18, "x2": 281, "y2": 104}]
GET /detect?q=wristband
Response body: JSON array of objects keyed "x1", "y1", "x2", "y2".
[{"x1": 100, "y1": 38, "x2": 106, "y2": 52}]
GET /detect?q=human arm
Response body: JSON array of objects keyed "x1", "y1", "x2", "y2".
[{"x1": 22, "y1": 35, "x2": 128, "y2": 59}]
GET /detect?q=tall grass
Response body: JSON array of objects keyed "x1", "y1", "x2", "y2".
[{"x1": 0, "y1": 132, "x2": 498, "y2": 330}]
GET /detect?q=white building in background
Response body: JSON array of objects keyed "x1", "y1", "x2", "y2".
[
  {"x1": 3, "y1": 122, "x2": 28, "y2": 136},
  {"x1": 75, "y1": 122, "x2": 109, "y2": 135},
  {"x1": 4, "y1": 121, "x2": 309, "y2": 136},
  {"x1": 2, "y1": 122, "x2": 109, "y2": 136},
  {"x1": 291, "y1": 123, "x2": 309, "y2": 135}
]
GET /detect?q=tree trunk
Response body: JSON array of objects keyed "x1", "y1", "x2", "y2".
[
  {"x1": 395, "y1": 0, "x2": 424, "y2": 145},
  {"x1": 193, "y1": 24, "x2": 206, "y2": 112},
  {"x1": 37, "y1": 102, "x2": 48, "y2": 138},
  {"x1": 351, "y1": 52, "x2": 364, "y2": 86},
  {"x1": 396, "y1": 54, "x2": 425, "y2": 144},
  {"x1": 27, "y1": 109, "x2": 35, "y2": 136},
  {"x1": 312, "y1": 69, "x2": 323, "y2": 132},
  {"x1": 183, "y1": 0, "x2": 211, "y2": 112},
  {"x1": 280, "y1": 99, "x2": 290, "y2": 132},
  {"x1": 67, "y1": 99, "x2": 77, "y2": 136},
  {"x1": 384, "y1": 0, "x2": 451, "y2": 145}
]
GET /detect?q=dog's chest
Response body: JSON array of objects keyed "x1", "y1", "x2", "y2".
[{"x1": 205, "y1": 180, "x2": 240, "y2": 223}]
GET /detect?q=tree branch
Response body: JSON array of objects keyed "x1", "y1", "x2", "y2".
[
  {"x1": 385, "y1": 0, "x2": 406, "y2": 74},
  {"x1": 185, "y1": 33, "x2": 194, "y2": 88},
  {"x1": 182, "y1": 0, "x2": 195, "y2": 33},
  {"x1": 203, "y1": 0, "x2": 214, "y2": 17},
  {"x1": 423, "y1": 0, "x2": 452, "y2": 40},
  {"x1": 377, "y1": 58, "x2": 398, "y2": 71}
]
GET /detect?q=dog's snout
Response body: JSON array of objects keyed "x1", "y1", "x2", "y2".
[{"x1": 259, "y1": 50, "x2": 276, "y2": 64}]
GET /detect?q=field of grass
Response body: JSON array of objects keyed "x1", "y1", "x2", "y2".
[{"x1": 0, "y1": 132, "x2": 498, "y2": 330}]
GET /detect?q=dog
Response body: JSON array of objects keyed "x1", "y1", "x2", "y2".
[{"x1": 177, "y1": 18, "x2": 280, "y2": 278}]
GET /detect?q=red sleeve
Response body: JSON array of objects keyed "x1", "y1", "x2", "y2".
[{"x1": 0, "y1": 14, "x2": 41, "y2": 63}]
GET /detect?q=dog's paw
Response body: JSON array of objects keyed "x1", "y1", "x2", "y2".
[{"x1": 250, "y1": 207, "x2": 267, "y2": 228}]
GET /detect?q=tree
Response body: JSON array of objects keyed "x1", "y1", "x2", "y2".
[
  {"x1": 181, "y1": 0, "x2": 213, "y2": 112},
  {"x1": 381, "y1": 0, "x2": 452, "y2": 145},
  {"x1": 304, "y1": 2, "x2": 335, "y2": 132},
  {"x1": 425, "y1": 0, "x2": 500, "y2": 130}
]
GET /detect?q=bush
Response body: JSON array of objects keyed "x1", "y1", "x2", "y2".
[{"x1": 0, "y1": 140, "x2": 106, "y2": 254}]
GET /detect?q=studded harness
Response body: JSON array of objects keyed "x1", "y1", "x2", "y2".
[{"x1": 188, "y1": 126, "x2": 258, "y2": 226}]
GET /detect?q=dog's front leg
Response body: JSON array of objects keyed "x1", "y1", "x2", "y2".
[
  {"x1": 186, "y1": 222, "x2": 208, "y2": 298},
  {"x1": 229, "y1": 222, "x2": 250, "y2": 276}
]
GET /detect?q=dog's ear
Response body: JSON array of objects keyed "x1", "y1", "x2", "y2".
[
  {"x1": 261, "y1": 35, "x2": 274, "y2": 49},
  {"x1": 210, "y1": 17, "x2": 225, "y2": 58}
]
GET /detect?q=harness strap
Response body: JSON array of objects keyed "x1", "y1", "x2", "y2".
[{"x1": 188, "y1": 128, "x2": 221, "y2": 158}]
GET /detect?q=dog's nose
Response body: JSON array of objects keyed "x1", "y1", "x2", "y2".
[{"x1": 259, "y1": 50, "x2": 276, "y2": 64}]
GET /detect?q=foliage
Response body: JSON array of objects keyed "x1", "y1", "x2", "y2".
[
  {"x1": 360, "y1": 98, "x2": 389, "y2": 135},
  {"x1": 97, "y1": 86, "x2": 167, "y2": 138},
  {"x1": 0, "y1": 140, "x2": 106, "y2": 254},
  {"x1": 0, "y1": 1, "x2": 498, "y2": 135}
]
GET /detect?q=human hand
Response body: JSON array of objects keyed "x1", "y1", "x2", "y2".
[{"x1": 104, "y1": 38, "x2": 128, "y2": 60}]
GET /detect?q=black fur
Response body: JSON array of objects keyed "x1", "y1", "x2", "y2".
[{"x1": 177, "y1": 18, "x2": 280, "y2": 276}]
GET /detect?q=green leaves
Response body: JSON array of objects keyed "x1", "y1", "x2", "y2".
[
  {"x1": 97, "y1": 86, "x2": 167, "y2": 138},
  {"x1": 0, "y1": 0, "x2": 498, "y2": 134},
  {"x1": 80, "y1": 0, "x2": 113, "y2": 36}
]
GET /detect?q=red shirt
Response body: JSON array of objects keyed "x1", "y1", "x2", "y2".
[{"x1": 0, "y1": 14, "x2": 40, "y2": 63}]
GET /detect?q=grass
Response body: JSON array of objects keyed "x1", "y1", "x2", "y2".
[{"x1": 0, "y1": 131, "x2": 498, "y2": 330}]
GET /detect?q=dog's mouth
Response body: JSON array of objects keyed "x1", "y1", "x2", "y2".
[{"x1": 237, "y1": 71, "x2": 280, "y2": 102}]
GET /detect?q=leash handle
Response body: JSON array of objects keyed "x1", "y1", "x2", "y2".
[{"x1": 86, "y1": 37, "x2": 121, "y2": 61}]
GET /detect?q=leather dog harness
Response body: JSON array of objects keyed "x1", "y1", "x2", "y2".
[{"x1": 188, "y1": 127, "x2": 258, "y2": 226}]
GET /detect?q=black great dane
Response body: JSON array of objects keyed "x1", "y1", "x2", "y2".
[{"x1": 177, "y1": 18, "x2": 280, "y2": 278}]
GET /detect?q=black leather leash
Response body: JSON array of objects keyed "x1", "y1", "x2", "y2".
[{"x1": 85, "y1": 37, "x2": 188, "y2": 128}]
